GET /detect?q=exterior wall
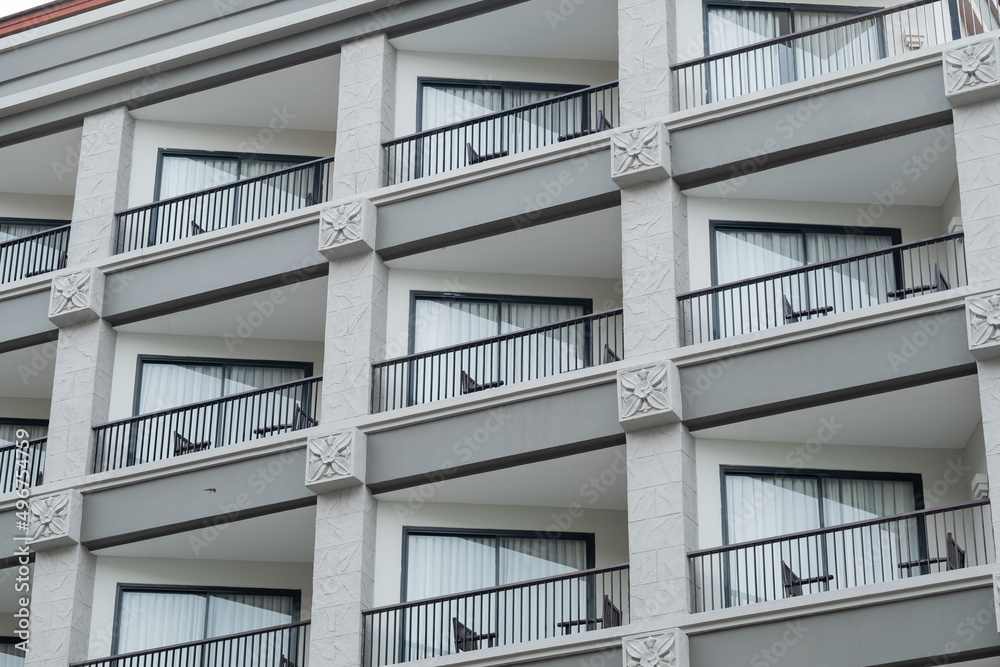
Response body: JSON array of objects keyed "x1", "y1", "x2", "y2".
[
  {"x1": 0, "y1": 193, "x2": 73, "y2": 220},
  {"x1": 941, "y1": 178, "x2": 962, "y2": 226},
  {"x1": 385, "y1": 269, "x2": 622, "y2": 359},
  {"x1": 696, "y1": 438, "x2": 982, "y2": 548},
  {"x1": 372, "y1": 501, "x2": 629, "y2": 607},
  {"x1": 88, "y1": 557, "x2": 314, "y2": 659},
  {"x1": 393, "y1": 52, "x2": 619, "y2": 137},
  {"x1": 687, "y1": 196, "x2": 950, "y2": 290},
  {"x1": 127, "y1": 120, "x2": 338, "y2": 207},
  {"x1": 107, "y1": 332, "x2": 325, "y2": 421},
  {"x1": 0, "y1": 397, "x2": 49, "y2": 420}
]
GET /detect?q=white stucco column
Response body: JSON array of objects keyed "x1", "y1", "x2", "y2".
[
  {"x1": 333, "y1": 34, "x2": 396, "y2": 199},
  {"x1": 945, "y1": 38, "x2": 1000, "y2": 560},
  {"x1": 68, "y1": 107, "x2": 134, "y2": 264},
  {"x1": 619, "y1": 0, "x2": 677, "y2": 125},
  {"x1": 24, "y1": 491, "x2": 95, "y2": 667}
]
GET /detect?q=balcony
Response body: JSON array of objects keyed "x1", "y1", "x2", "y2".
[
  {"x1": 114, "y1": 157, "x2": 335, "y2": 253},
  {"x1": 93, "y1": 376, "x2": 322, "y2": 473},
  {"x1": 673, "y1": 0, "x2": 994, "y2": 110},
  {"x1": 689, "y1": 499, "x2": 993, "y2": 612},
  {"x1": 678, "y1": 232, "x2": 966, "y2": 346},
  {"x1": 383, "y1": 82, "x2": 619, "y2": 186},
  {"x1": 0, "y1": 224, "x2": 70, "y2": 284},
  {"x1": 71, "y1": 620, "x2": 310, "y2": 667},
  {"x1": 371, "y1": 308, "x2": 624, "y2": 413},
  {"x1": 0, "y1": 436, "x2": 45, "y2": 493},
  {"x1": 362, "y1": 564, "x2": 629, "y2": 666}
]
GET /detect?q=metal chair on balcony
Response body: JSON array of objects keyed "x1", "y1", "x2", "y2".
[
  {"x1": 173, "y1": 432, "x2": 211, "y2": 456},
  {"x1": 558, "y1": 109, "x2": 614, "y2": 142},
  {"x1": 602, "y1": 343, "x2": 621, "y2": 364},
  {"x1": 466, "y1": 143, "x2": 509, "y2": 165},
  {"x1": 253, "y1": 405, "x2": 318, "y2": 436},
  {"x1": 782, "y1": 296, "x2": 834, "y2": 324},
  {"x1": 556, "y1": 594, "x2": 623, "y2": 634},
  {"x1": 898, "y1": 532, "x2": 967, "y2": 574},
  {"x1": 780, "y1": 561, "x2": 834, "y2": 597},
  {"x1": 887, "y1": 262, "x2": 950, "y2": 299},
  {"x1": 279, "y1": 656, "x2": 297, "y2": 667},
  {"x1": 452, "y1": 618, "x2": 497, "y2": 652},
  {"x1": 460, "y1": 371, "x2": 504, "y2": 394}
]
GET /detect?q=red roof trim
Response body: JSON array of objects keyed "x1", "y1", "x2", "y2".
[{"x1": 0, "y1": 0, "x2": 127, "y2": 39}]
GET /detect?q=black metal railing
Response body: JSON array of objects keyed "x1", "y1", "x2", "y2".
[
  {"x1": 115, "y1": 156, "x2": 335, "y2": 253},
  {"x1": 678, "y1": 232, "x2": 966, "y2": 346},
  {"x1": 689, "y1": 499, "x2": 993, "y2": 612},
  {"x1": 384, "y1": 82, "x2": 619, "y2": 185},
  {"x1": 69, "y1": 620, "x2": 310, "y2": 667},
  {"x1": 362, "y1": 564, "x2": 629, "y2": 667},
  {"x1": 371, "y1": 308, "x2": 624, "y2": 413},
  {"x1": 0, "y1": 437, "x2": 45, "y2": 494},
  {"x1": 674, "y1": 0, "x2": 996, "y2": 109},
  {"x1": 0, "y1": 224, "x2": 69, "y2": 284},
  {"x1": 93, "y1": 376, "x2": 322, "y2": 473}
]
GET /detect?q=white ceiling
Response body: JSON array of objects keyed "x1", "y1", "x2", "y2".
[
  {"x1": 391, "y1": 0, "x2": 618, "y2": 62},
  {"x1": 117, "y1": 277, "x2": 328, "y2": 340},
  {"x1": 95, "y1": 505, "x2": 317, "y2": 562},
  {"x1": 0, "y1": 126, "x2": 81, "y2": 196},
  {"x1": 387, "y1": 208, "x2": 623, "y2": 278},
  {"x1": 131, "y1": 55, "x2": 341, "y2": 132},
  {"x1": 377, "y1": 446, "x2": 627, "y2": 510},
  {"x1": 0, "y1": 342, "x2": 54, "y2": 398},
  {"x1": 694, "y1": 375, "x2": 982, "y2": 449},
  {"x1": 686, "y1": 127, "x2": 958, "y2": 207}
]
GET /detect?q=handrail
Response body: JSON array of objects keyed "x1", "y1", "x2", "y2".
[
  {"x1": 384, "y1": 81, "x2": 619, "y2": 146},
  {"x1": 671, "y1": 0, "x2": 934, "y2": 70},
  {"x1": 69, "y1": 620, "x2": 310, "y2": 666},
  {"x1": 115, "y1": 155, "x2": 335, "y2": 216},
  {"x1": 0, "y1": 436, "x2": 47, "y2": 453},
  {"x1": 677, "y1": 232, "x2": 963, "y2": 300},
  {"x1": 363, "y1": 562, "x2": 630, "y2": 615},
  {"x1": 373, "y1": 308, "x2": 624, "y2": 367},
  {"x1": 689, "y1": 499, "x2": 990, "y2": 557},
  {"x1": 92, "y1": 375, "x2": 323, "y2": 429}
]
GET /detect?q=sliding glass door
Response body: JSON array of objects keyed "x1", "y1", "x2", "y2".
[{"x1": 723, "y1": 468, "x2": 920, "y2": 605}]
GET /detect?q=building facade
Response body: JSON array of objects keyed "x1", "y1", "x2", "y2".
[{"x1": 0, "y1": 0, "x2": 998, "y2": 665}]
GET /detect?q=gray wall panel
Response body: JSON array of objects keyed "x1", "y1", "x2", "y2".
[
  {"x1": 366, "y1": 382, "x2": 624, "y2": 492},
  {"x1": 690, "y1": 586, "x2": 1000, "y2": 667},
  {"x1": 376, "y1": 148, "x2": 618, "y2": 259},
  {"x1": 0, "y1": 290, "x2": 57, "y2": 353},
  {"x1": 672, "y1": 66, "x2": 951, "y2": 188},
  {"x1": 81, "y1": 449, "x2": 314, "y2": 549},
  {"x1": 680, "y1": 308, "x2": 976, "y2": 429},
  {"x1": 103, "y1": 222, "x2": 327, "y2": 325}
]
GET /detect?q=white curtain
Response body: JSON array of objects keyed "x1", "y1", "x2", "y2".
[
  {"x1": 224, "y1": 366, "x2": 306, "y2": 443},
  {"x1": 0, "y1": 423, "x2": 46, "y2": 447},
  {"x1": 806, "y1": 232, "x2": 895, "y2": 310},
  {"x1": 0, "y1": 222, "x2": 65, "y2": 282},
  {"x1": 500, "y1": 303, "x2": 585, "y2": 383},
  {"x1": 793, "y1": 11, "x2": 881, "y2": 78},
  {"x1": 707, "y1": 8, "x2": 789, "y2": 100},
  {"x1": 118, "y1": 592, "x2": 207, "y2": 654},
  {"x1": 137, "y1": 363, "x2": 223, "y2": 462},
  {"x1": 0, "y1": 643, "x2": 22, "y2": 667}
]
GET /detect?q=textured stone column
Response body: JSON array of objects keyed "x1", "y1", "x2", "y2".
[
  {"x1": 25, "y1": 491, "x2": 95, "y2": 667},
  {"x1": 45, "y1": 269, "x2": 115, "y2": 482},
  {"x1": 618, "y1": 0, "x2": 676, "y2": 125},
  {"x1": 319, "y1": 199, "x2": 386, "y2": 422},
  {"x1": 619, "y1": 363, "x2": 697, "y2": 619},
  {"x1": 333, "y1": 34, "x2": 396, "y2": 198},
  {"x1": 69, "y1": 107, "x2": 134, "y2": 264},
  {"x1": 947, "y1": 40, "x2": 1000, "y2": 558},
  {"x1": 309, "y1": 486, "x2": 377, "y2": 667},
  {"x1": 612, "y1": 124, "x2": 688, "y2": 359}
]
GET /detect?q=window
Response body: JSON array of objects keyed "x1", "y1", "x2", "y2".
[
  {"x1": 0, "y1": 419, "x2": 46, "y2": 490},
  {"x1": 722, "y1": 466, "x2": 922, "y2": 603},
  {"x1": 0, "y1": 639, "x2": 23, "y2": 667},
  {"x1": 401, "y1": 528, "x2": 594, "y2": 657},
  {"x1": 705, "y1": 3, "x2": 880, "y2": 100},
  {"x1": 409, "y1": 292, "x2": 591, "y2": 395},
  {"x1": 0, "y1": 418, "x2": 46, "y2": 447},
  {"x1": 131, "y1": 356, "x2": 313, "y2": 462},
  {"x1": 112, "y1": 585, "x2": 300, "y2": 655},
  {"x1": 417, "y1": 79, "x2": 587, "y2": 132},
  {"x1": 0, "y1": 217, "x2": 66, "y2": 243},
  {"x1": 152, "y1": 149, "x2": 320, "y2": 236},
  {"x1": 709, "y1": 221, "x2": 901, "y2": 334},
  {"x1": 0, "y1": 217, "x2": 69, "y2": 281}
]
